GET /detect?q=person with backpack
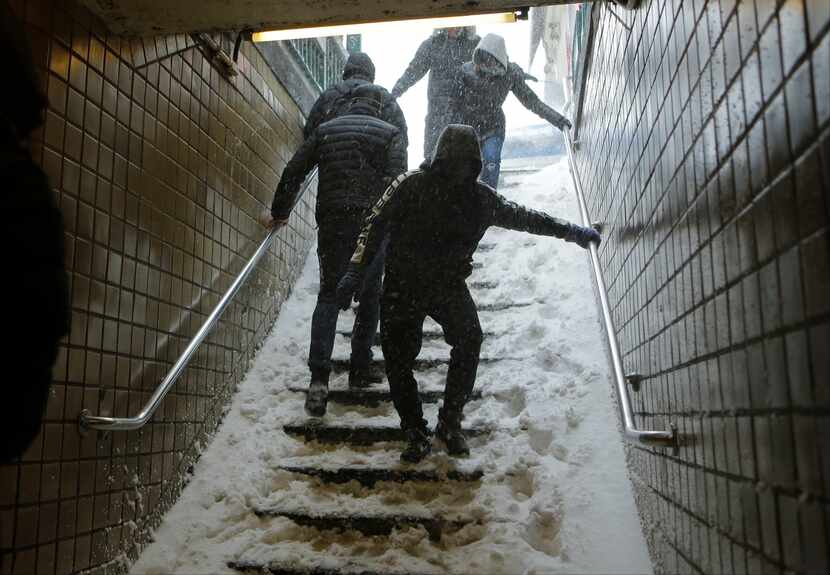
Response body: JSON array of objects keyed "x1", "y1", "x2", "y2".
[
  {"x1": 304, "y1": 51, "x2": 407, "y2": 152},
  {"x1": 263, "y1": 84, "x2": 407, "y2": 416},
  {"x1": 335, "y1": 125, "x2": 599, "y2": 463}
]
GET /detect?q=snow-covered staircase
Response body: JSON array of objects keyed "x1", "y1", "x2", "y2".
[
  {"x1": 130, "y1": 162, "x2": 653, "y2": 575},
  {"x1": 227, "y1": 240, "x2": 504, "y2": 574}
]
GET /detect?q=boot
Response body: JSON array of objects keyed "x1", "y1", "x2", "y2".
[
  {"x1": 400, "y1": 427, "x2": 432, "y2": 463},
  {"x1": 348, "y1": 363, "x2": 385, "y2": 388},
  {"x1": 435, "y1": 408, "x2": 469, "y2": 457},
  {"x1": 304, "y1": 377, "x2": 329, "y2": 417}
]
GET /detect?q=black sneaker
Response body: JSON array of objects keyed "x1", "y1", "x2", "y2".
[
  {"x1": 304, "y1": 380, "x2": 328, "y2": 417},
  {"x1": 435, "y1": 419, "x2": 470, "y2": 457},
  {"x1": 400, "y1": 427, "x2": 432, "y2": 463},
  {"x1": 348, "y1": 364, "x2": 385, "y2": 388}
]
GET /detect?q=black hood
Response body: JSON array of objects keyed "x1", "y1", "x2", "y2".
[
  {"x1": 342, "y1": 52, "x2": 376, "y2": 82},
  {"x1": 420, "y1": 124, "x2": 482, "y2": 177}
]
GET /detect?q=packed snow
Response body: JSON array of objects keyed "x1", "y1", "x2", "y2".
[{"x1": 130, "y1": 159, "x2": 652, "y2": 575}]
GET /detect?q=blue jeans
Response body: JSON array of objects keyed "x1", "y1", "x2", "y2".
[
  {"x1": 479, "y1": 135, "x2": 505, "y2": 189},
  {"x1": 308, "y1": 211, "x2": 386, "y2": 378}
]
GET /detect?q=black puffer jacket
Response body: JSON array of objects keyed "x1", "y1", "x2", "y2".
[
  {"x1": 350, "y1": 125, "x2": 576, "y2": 283},
  {"x1": 272, "y1": 102, "x2": 407, "y2": 220},
  {"x1": 303, "y1": 52, "x2": 408, "y2": 146}
]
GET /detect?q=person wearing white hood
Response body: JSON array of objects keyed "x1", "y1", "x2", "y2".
[{"x1": 450, "y1": 33, "x2": 572, "y2": 189}]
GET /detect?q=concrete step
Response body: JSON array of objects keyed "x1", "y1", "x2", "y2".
[
  {"x1": 277, "y1": 465, "x2": 484, "y2": 488},
  {"x1": 286, "y1": 387, "x2": 483, "y2": 407},
  {"x1": 329, "y1": 356, "x2": 511, "y2": 374},
  {"x1": 229, "y1": 561, "x2": 430, "y2": 575},
  {"x1": 476, "y1": 301, "x2": 535, "y2": 312},
  {"x1": 250, "y1": 508, "x2": 476, "y2": 541},
  {"x1": 335, "y1": 330, "x2": 498, "y2": 343},
  {"x1": 283, "y1": 424, "x2": 490, "y2": 445}
]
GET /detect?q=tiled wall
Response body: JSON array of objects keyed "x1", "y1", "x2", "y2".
[
  {"x1": 0, "y1": 0, "x2": 317, "y2": 572},
  {"x1": 576, "y1": 0, "x2": 828, "y2": 572}
]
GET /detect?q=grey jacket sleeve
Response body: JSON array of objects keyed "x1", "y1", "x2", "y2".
[
  {"x1": 489, "y1": 188, "x2": 574, "y2": 239},
  {"x1": 383, "y1": 97, "x2": 409, "y2": 146},
  {"x1": 391, "y1": 38, "x2": 433, "y2": 98},
  {"x1": 509, "y1": 66, "x2": 570, "y2": 129},
  {"x1": 270, "y1": 133, "x2": 319, "y2": 220},
  {"x1": 385, "y1": 131, "x2": 408, "y2": 181}
]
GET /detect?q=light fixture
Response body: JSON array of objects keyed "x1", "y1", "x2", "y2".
[{"x1": 251, "y1": 9, "x2": 528, "y2": 43}]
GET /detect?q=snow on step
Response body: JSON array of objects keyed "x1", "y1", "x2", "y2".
[{"x1": 251, "y1": 508, "x2": 478, "y2": 541}]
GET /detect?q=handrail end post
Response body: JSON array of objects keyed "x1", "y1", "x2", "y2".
[
  {"x1": 78, "y1": 409, "x2": 92, "y2": 435},
  {"x1": 669, "y1": 421, "x2": 680, "y2": 455},
  {"x1": 625, "y1": 372, "x2": 643, "y2": 393}
]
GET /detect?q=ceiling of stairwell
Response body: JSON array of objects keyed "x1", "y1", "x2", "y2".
[{"x1": 78, "y1": 0, "x2": 572, "y2": 36}]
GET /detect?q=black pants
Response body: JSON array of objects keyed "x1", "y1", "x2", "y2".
[
  {"x1": 308, "y1": 211, "x2": 385, "y2": 377},
  {"x1": 381, "y1": 276, "x2": 483, "y2": 430}
]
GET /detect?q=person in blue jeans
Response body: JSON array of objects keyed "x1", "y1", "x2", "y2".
[{"x1": 450, "y1": 33, "x2": 572, "y2": 189}]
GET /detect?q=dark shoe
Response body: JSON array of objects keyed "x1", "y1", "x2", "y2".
[
  {"x1": 348, "y1": 363, "x2": 384, "y2": 388},
  {"x1": 435, "y1": 415, "x2": 469, "y2": 457},
  {"x1": 400, "y1": 427, "x2": 432, "y2": 463},
  {"x1": 304, "y1": 380, "x2": 328, "y2": 417}
]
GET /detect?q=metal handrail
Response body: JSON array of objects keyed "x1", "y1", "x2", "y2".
[
  {"x1": 563, "y1": 131, "x2": 676, "y2": 448},
  {"x1": 79, "y1": 171, "x2": 318, "y2": 432}
]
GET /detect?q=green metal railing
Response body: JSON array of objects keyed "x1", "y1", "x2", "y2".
[{"x1": 289, "y1": 37, "x2": 347, "y2": 91}]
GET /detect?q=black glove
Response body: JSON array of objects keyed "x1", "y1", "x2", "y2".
[
  {"x1": 566, "y1": 224, "x2": 601, "y2": 249},
  {"x1": 335, "y1": 265, "x2": 363, "y2": 310}
]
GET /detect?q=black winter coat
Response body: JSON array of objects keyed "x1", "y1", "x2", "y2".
[
  {"x1": 350, "y1": 125, "x2": 575, "y2": 284},
  {"x1": 450, "y1": 62, "x2": 568, "y2": 140},
  {"x1": 304, "y1": 78, "x2": 408, "y2": 146},
  {"x1": 272, "y1": 112, "x2": 407, "y2": 220},
  {"x1": 2, "y1": 135, "x2": 70, "y2": 461}
]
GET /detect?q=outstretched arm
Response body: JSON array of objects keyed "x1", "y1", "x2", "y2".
[
  {"x1": 270, "y1": 133, "x2": 319, "y2": 220},
  {"x1": 391, "y1": 39, "x2": 433, "y2": 98},
  {"x1": 489, "y1": 190, "x2": 599, "y2": 248},
  {"x1": 510, "y1": 68, "x2": 572, "y2": 131}
]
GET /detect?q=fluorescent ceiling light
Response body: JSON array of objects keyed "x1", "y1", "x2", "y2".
[{"x1": 252, "y1": 10, "x2": 524, "y2": 42}]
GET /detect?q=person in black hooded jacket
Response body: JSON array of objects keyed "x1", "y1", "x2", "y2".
[
  {"x1": 2, "y1": 2, "x2": 70, "y2": 461},
  {"x1": 391, "y1": 27, "x2": 480, "y2": 160},
  {"x1": 304, "y1": 51, "x2": 408, "y2": 151},
  {"x1": 335, "y1": 124, "x2": 600, "y2": 463},
  {"x1": 264, "y1": 84, "x2": 407, "y2": 416}
]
